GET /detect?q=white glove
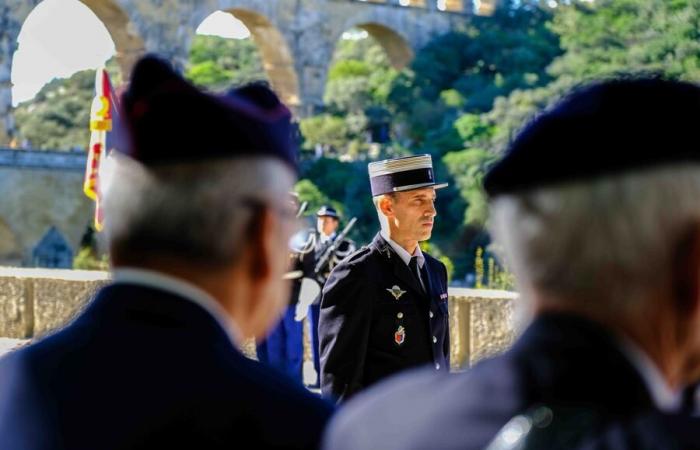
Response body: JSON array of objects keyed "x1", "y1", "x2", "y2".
[{"x1": 295, "y1": 277, "x2": 321, "y2": 321}]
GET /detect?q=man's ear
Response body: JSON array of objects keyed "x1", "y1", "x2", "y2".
[
  {"x1": 246, "y1": 207, "x2": 274, "y2": 281},
  {"x1": 379, "y1": 195, "x2": 394, "y2": 218},
  {"x1": 671, "y1": 223, "x2": 700, "y2": 318}
]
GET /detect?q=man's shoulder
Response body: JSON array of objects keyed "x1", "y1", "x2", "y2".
[
  {"x1": 423, "y1": 251, "x2": 446, "y2": 271},
  {"x1": 222, "y1": 354, "x2": 334, "y2": 412},
  {"x1": 324, "y1": 355, "x2": 524, "y2": 450},
  {"x1": 331, "y1": 244, "x2": 378, "y2": 272}
]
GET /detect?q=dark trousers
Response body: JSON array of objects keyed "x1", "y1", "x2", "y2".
[
  {"x1": 308, "y1": 303, "x2": 321, "y2": 386},
  {"x1": 256, "y1": 306, "x2": 303, "y2": 384}
]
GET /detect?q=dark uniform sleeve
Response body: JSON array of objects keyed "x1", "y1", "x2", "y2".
[
  {"x1": 318, "y1": 256, "x2": 372, "y2": 402},
  {"x1": 441, "y1": 262, "x2": 451, "y2": 367}
]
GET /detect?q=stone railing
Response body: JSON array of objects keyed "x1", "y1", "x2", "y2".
[
  {"x1": 0, "y1": 148, "x2": 86, "y2": 171},
  {"x1": 0, "y1": 267, "x2": 518, "y2": 367}
]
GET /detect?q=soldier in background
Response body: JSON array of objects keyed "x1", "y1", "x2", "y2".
[{"x1": 306, "y1": 205, "x2": 356, "y2": 388}]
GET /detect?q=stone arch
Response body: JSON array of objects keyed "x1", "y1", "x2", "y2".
[
  {"x1": 13, "y1": 0, "x2": 143, "y2": 85},
  {"x1": 354, "y1": 23, "x2": 414, "y2": 70},
  {"x1": 78, "y1": 0, "x2": 145, "y2": 77},
  {"x1": 194, "y1": 7, "x2": 301, "y2": 109},
  {"x1": 3, "y1": 0, "x2": 144, "y2": 144},
  {"x1": 226, "y1": 9, "x2": 300, "y2": 108},
  {"x1": 443, "y1": 0, "x2": 466, "y2": 12}
]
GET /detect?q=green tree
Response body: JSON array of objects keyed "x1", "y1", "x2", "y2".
[
  {"x1": 303, "y1": 31, "x2": 399, "y2": 159},
  {"x1": 388, "y1": 1, "x2": 561, "y2": 147},
  {"x1": 549, "y1": 0, "x2": 700, "y2": 82},
  {"x1": 295, "y1": 179, "x2": 334, "y2": 216},
  {"x1": 443, "y1": 148, "x2": 497, "y2": 228},
  {"x1": 185, "y1": 35, "x2": 266, "y2": 91},
  {"x1": 14, "y1": 58, "x2": 122, "y2": 150},
  {"x1": 298, "y1": 114, "x2": 350, "y2": 156}
]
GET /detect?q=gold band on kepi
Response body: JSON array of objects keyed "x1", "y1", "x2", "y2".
[{"x1": 368, "y1": 154, "x2": 448, "y2": 196}]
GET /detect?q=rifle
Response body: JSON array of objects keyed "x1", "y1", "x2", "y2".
[
  {"x1": 296, "y1": 201, "x2": 308, "y2": 219},
  {"x1": 314, "y1": 217, "x2": 357, "y2": 276}
]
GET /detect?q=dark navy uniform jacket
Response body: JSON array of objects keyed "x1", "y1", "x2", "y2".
[
  {"x1": 323, "y1": 314, "x2": 660, "y2": 450},
  {"x1": 319, "y1": 232, "x2": 449, "y2": 402},
  {"x1": 0, "y1": 283, "x2": 333, "y2": 450},
  {"x1": 575, "y1": 412, "x2": 700, "y2": 450}
]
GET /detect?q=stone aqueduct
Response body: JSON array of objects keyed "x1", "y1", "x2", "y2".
[
  {"x1": 0, "y1": 0, "x2": 500, "y2": 266},
  {"x1": 0, "y1": 0, "x2": 499, "y2": 144}
]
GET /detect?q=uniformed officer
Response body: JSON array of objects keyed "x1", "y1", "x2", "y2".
[
  {"x1": 318, "y1": 154, "x2": 450, "y2": 402},
  {"x1": 309, "y1": 205, "x2": 356, "y2": 385}
]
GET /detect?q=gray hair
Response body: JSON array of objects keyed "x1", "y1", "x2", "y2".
[
  {"x1": 373, "y1": 193, "x2": 394, "y2": 234},
  {"x1": 101, "y1": 154, "x2": 295, "y2": 266},
  {"x1": 490, "y1": 164, "x2": 700, "y2": 316}
]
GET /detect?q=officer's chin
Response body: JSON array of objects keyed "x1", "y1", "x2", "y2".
[{"x1": 419, "y1": 230, "x2": 432, "y2": 242}]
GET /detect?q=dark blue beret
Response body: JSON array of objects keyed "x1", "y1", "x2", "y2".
[
  {"x1": 484, "y1": 78, "x2": 700, "y2": 197},
  {"x1": 120, "y1": 55, "x2": 297, "y2": 170}
]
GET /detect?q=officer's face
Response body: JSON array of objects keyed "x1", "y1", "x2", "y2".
[
  {"x1": 387, "y1": 188, "x2": 437, "y2": 243},
  {"x1": 317, "y1": 216, "x2": 339, "y2": 236}
]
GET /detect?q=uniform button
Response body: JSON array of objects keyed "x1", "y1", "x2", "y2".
[
  {"x1": 429, "y1": 311, "x2": 434, "y2": 319},
  {"x1": 432, "y1": 336, "x2": 437, "y2": 344},
  {"x1": 435, "y1": 363, "x2": 440, "y2": 370},
  {"x1": 397, "y1": 312, "x2": 404, "y2": 319}
]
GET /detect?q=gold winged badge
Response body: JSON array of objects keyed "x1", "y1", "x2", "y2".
[{"x1": 386, "y1": 285, "x2": 406, "y2": 300}]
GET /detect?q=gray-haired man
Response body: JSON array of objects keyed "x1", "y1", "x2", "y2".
[
  {"x1": 322, "y1": 79, "x2": 700, "y2": 449},
  {"x1": 0, "y1": 55, "x2": 332, "y2": 450}
]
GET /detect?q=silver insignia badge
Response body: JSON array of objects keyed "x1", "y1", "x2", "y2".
[{"x1": 387, "y1": 285, "x2": 406, "y2": 300}]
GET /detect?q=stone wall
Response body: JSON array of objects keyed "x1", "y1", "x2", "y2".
[
  {"x1": 0, "y1": 268, "x2": 518, "y2": 366},
  {"x1": 0, "y1": 267, "x2": 108, "y2": 339},
  {"x1": 449, "y1": 288, "x2": 518, "y2": 367},
  {"x1": 0, "y1": 165, "x2": 93, "y2": 266}
]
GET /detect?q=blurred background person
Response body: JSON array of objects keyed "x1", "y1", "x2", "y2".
[
  {"x1": 255, "y1": 193, "x2": 309, "y2": 385},
  {"x1": 306, "y1": 205, "x2": 355, "y2": 388}
]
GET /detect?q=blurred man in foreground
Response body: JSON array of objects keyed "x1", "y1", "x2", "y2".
[
  {"x1": 323, "y1": 78, "x2": 700, "y2": 449},
  {"x1": 0, "y1": 55, "x2": 332, "y2": 450}
]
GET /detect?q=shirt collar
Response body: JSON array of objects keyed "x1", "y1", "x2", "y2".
[
  {"x1": 112, "y1": 267, "x2": 242, "y2": 347},
  {"x1": 380, "y1": 230, "x2": 425, "y2": 268},
  {"x1": 617, "y1": 335, "x2": 682, "y2": 412},
  {"x1": 320, "y1": 231, "x2": 336, "y2": 243}
]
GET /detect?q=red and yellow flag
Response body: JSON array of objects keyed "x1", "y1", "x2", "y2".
[{"x1": 84, "y1": 67, "x2": 120, "y2": 231}]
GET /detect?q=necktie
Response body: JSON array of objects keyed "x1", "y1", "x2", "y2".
[{"x1": 409, "y1": 256, "x2": 425, "y2": 294}]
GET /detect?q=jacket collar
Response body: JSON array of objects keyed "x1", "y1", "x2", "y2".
[
  {"x1": 372, "y1": 233, "x2": 427, "y2": 298},
  {"x1": 512, "y1": 313, "x2": 655, "y2": 413},
  {"x1": 111, "y1": 267, "x2": 242, "y2": 346}
]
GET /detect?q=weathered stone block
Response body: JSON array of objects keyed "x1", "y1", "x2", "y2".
[
  {"x1": 468, "y1": 291, "x2": 517, "y2": 365},
  {"x1": 0, "y1": 275, "x2": 30, "y2": 338},
  {"x1": 27, "y1": 269, "x2": 109, "y2": 337},
  {"x1": 448, "y1": 288, "x2": 518, "y2": 369}
]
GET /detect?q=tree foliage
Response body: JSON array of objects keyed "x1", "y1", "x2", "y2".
[
  {"x1": 185, "y1": 35, "x2": 266, "y2": 91},
  {"x1": 14, "y1": 58, "x2": 121, "y2": 150}
]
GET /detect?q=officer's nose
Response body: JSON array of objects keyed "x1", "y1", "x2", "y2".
[{"x1": 425, "y1": 201, "x2": 436, "y2": 218}]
